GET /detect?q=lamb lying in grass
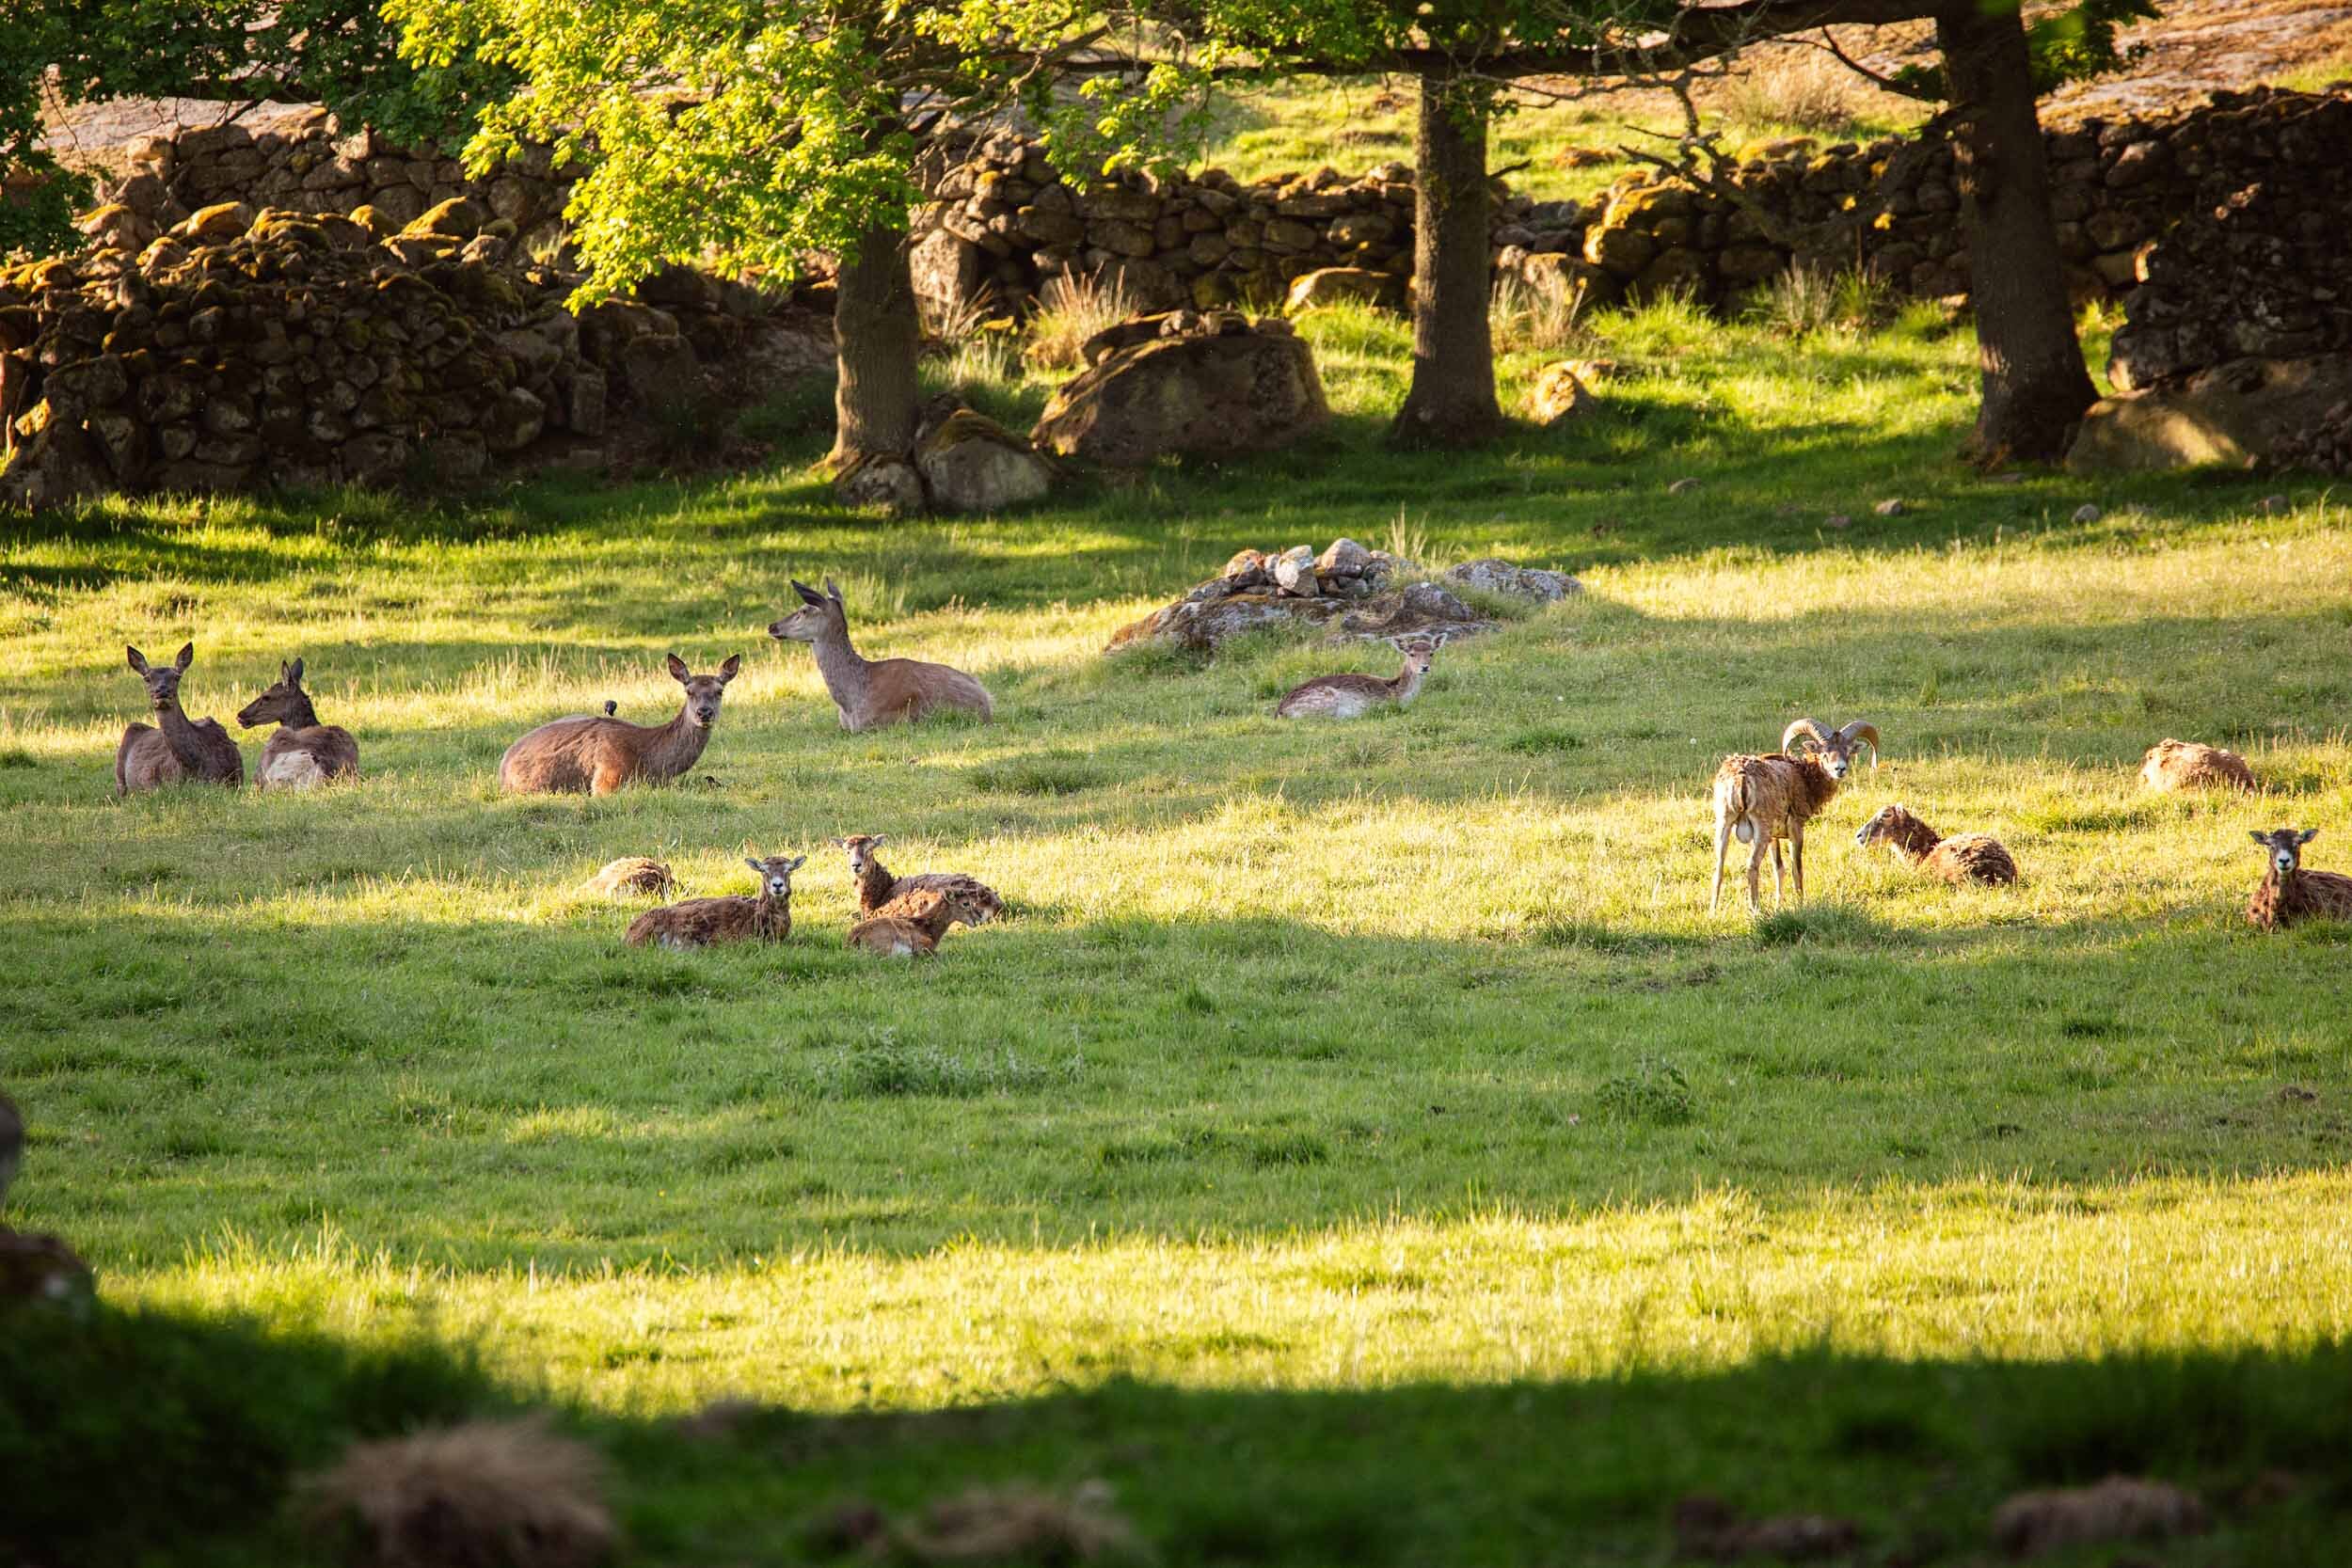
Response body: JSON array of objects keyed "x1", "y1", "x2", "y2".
[{"x1": 1853, "y1": 804, "x2": 2018, "y2": 886}]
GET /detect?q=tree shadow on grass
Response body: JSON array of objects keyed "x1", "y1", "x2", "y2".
[{"x1": 8, "y1": 1298, "x2": 2351, "y2": 1567}]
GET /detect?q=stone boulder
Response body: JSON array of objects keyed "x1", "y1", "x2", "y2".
[
  {"x1": 1032, "y1": 311, "x2": 1329, "y2": 467},
  {"x1": 1443, "y1": 558, "x2": 1583, "y2": 602},
  {"x1": 834, "y1": 454, "x2": 925, "y2": 515},
  {"x1": 1524, "y1": 362, "x2": 1595, "y2": 426},
  {"x1": 916, "y1": 404, "x2": 1054, "y2": 514},
  {"x1": 1285, "y1": 266, "x2": 1406, "y2": 314},
  {"x1": 2066, "y1": 355, "x2": 2352, "y2": 473}
]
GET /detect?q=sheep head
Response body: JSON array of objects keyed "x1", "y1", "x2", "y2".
[{"x1": 1782, "y1": 718, "x2": 1879, "y2": 780}]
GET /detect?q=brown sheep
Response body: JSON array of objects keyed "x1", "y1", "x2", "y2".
[
  {"x1": 768, "y1": 578, "x2": 993, "y2": 731},
  {"x1": 834, "y1": 833, "x2": 1003, "y2": 926},
  {"x1": 2246, "y1": 828, "x2": 2352, "y2": 932},
  {"x1": 500, "y1": 654, "x2": 740, "y2": 796},
  {"x1": 845, "y1": 887, "x2": 991, "y2": 957},
  {"x1": 1710, "y1": 718, "x2": 1879, "y2": 913},
  {"x1": 2140, "y1": 738, "x2": 2255, "y2": 793},
  {"x1": 117, "y1": 642, "x2": 244, "y2": 795},
  {"x1": 623, "y1": 855, "x2": 803, "y2": 949},
  {"x1": 1854, "y1": 804, "x2": 2019, "y2": 886},
  {"x1": 237, "y1": 657, "x2": 361, "y2": 788},
  {"x1": 582, "y1": 858, "x2": 676, "y2": 898}
]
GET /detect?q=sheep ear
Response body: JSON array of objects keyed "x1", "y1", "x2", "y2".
[
  {"x1": 126, "y1": 645, "x2": 150, "y2": 674},
  {"x1": 717, "y1": 654, "x2": 741, "y2": 682},
  {"x1": 289, "y1": 657, "x2": 304, "y2": 685},
  {"x1": 745, "y1": 858, "x2": 764, "y2": 876},
  {"x1": 786, "y1": 856, "x2": 805, "y2": 873},
  {"x1": 174, "y1": 641, "x2": 195, "y2": 671},
  {"x1": 665, "y1": 653, "x2": 691, "y2": 683},
  {"x1": 2299, "y1": 829, "x2": 2320, "y2": 844},
  {"x1": 870, "y1": 833, "x2": 888, "y2": 847},
  {"x1": 2251, "y1": 831, "x2": 2272, "y2": 845}
]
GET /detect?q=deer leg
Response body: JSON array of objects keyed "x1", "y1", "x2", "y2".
[{"x1": 588, "y1": 758, "x2": 629, "y2": 796}]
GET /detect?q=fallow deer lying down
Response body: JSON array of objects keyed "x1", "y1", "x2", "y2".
[
  {"x1": 2246, "y1": 828, "x2": 2352, "y2": 932},
  {"x1": 1710, "y1": 717, "x2": 1879, "y2": 913},
  {"x1": 117, "y1": 642, "x2": 244, "y2": 795},
  {"x1": 845, "y1": 887, "x2": 992, "y2": 957},
  {"x1": 1275, "y1": 637, "x2": 1437, "y2": 719},
  {"x1": 237, "y1": 657, "x2": 360, "y2": 788},
  {"x1": 834, "y1": 833, "x2": 1003, "y2": 925},
  {"x1": 1854, "y1": 803, "x2": 2018, "y2": 886},
  {"x1": 499, "y1": 654, "x2": 740, "y2": 795},
  {"x1": 768, "y1": 578, "x2": 993, "y2": 731},
  {"x1": 624, "y1": 855, "x2": 803, "y2": 949}
]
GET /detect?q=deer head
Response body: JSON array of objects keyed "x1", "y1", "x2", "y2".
[
  {"x1": 666, "y1": 653, "x2": 741, "y2": 728},
  {"x1": 1782, "y1": 718, "x2": 1880, "y2": 781},
  {"x1": 769, "y1": 578, "x2": 849, "y2": 644},
  {"x1": 743, "y1": 854, "x2": 806, "y2": 899},
  {"x1": 237, "y1": 657, "x2": 311, "y2": 729},
  {"x1": 1397, "y1": 637, "x2": 1438, "y2": 678},
  {"x1": 125, "y1": 642, "x2": 194, "y2": 712},
  {"x1": 832, "y1": 833, "x2": 888, "y2": 878},
  {"x1": 2251, "y1": 827, "x2": 2320, "y2": 878}
]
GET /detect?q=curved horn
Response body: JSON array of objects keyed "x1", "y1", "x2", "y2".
[
  {"x1": 1837, "y1": 720, "x2": 1881, "y2": 765},
  {"x1": 1781, "y1": 718, "x2": 1832, "y2": 755}
]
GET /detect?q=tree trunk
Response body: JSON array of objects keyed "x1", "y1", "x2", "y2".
[
  {"x1": 827, "y1": 218, "x2": 922, "y2": 471},
  {"x1": 1390, "y1": 69, "x2": 1503, "y2": 449},
  {"x1": 1937, "y1": 0, "x2": 2097, "y2": 463}
]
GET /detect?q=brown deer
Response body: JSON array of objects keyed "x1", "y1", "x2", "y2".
[
  {"x1": 117, "y1": 642, "x2": 244, "y2": 796},
  {"x1": 499, "y1": 654, "x2": 741, "y2": 795},
  {"x1": 236, "y1": 657, "x2": 360, "y2": 788},
  {"x1": 1710, "y1": 717, "x2": 1880, "y2": 913},
  {"x1": 845, "y1": 887, "x2": 992, "y2": 957},
  {"x1": 1276, "y1": 637, "x2": 1437, "y2": 719},
  {"x1": 1853, "y1": 803, "x2": 2018, "y2": 886},
  {"x1": 834, "y1": 833, "x2": 1004, "y2": 925},
  {"x1": 2246, "y1": 828, "x2": 2352, "y2": 932},
  {"x1": 624, "y1": 855, "x2": 803, "y2": 949},
  {"x1": 768, "y1": 578, "x2": 993, "y2": 731}
]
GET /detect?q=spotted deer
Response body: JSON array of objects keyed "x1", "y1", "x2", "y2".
[
  {"x1": 117, "y1": 642, "x2": 244, "y2": 795},
  {"x1": 1275, "y1": 637, "x2": 1437, "y2": 719},
  {"x1": 768, "y1": 578, "x2": 993, "y2": 731},
  {"x1": 236, "y1": 657, "x2": 360, "y2": 788},
  {"x1": 499, "y1": 654, "x2": 740, "y2": 795}
]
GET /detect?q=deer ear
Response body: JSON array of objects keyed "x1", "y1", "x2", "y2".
[
  {"x1": 2300, "y1": 829, "x2": 2321, "y2": 844},
  {"x1": 824, "y1": 576, "x2": 844, "y2": 603},
  {"x1": 174, "y1": 642, "x2": 195, "y2": 671},
  {"x1": 718, "y1": 654, "x2": 741, "y2": 682},
  {"x1": 289, "y1": 657, "x2": 304, "y2": 685},
  {"x1": 665, "y1": 653, "x2": 691, "y2": 683},
  {"x1": 126, "y1": 645, "x2": 150, "y2": 674},
  {"x1": 792, "y1": 579, "x2": 825, "y2": 606}
]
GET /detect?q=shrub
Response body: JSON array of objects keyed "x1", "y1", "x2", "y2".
[{"x1": 1596, "y1": 1056, "x2": 1697, "y2": 1126}]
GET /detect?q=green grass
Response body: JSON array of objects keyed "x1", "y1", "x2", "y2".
[{"x1": 7, "y1": 296, "x2": 2352, "y2": 1560}]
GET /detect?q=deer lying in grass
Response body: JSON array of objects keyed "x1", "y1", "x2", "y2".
[
  {"x1": 624, "y1": 855, "x2": 803, "y2": 949},
  {"x1": 768, "y1": 578, "x2": 993, "y2": 731},
  {"x1": 500, "y1": 654, "x2": 740, "y2": 795},
  {"x1": 2141, "y1": 738, "x2": 2255, "y2": 793},
  {"x1": 1854, "y1": 804, "x2": 2018, "y2": 886},
  {"x1": 117, "y1": 642, "x2": 244, "y2": 795},
  {"x1": 236, "y1": 657, "x2": 359, "y2": 789},
  {"x1": 1275, "y1": 637, "x2": 1436, "y2": 719},
  {"x1": 1710, "y1": 718, "x2": 1879, "y2": 913},
  {"x1": 845, "y1": 887, "x2": 992, "y2": 957},
  {"x1": 2246, "y1": 828, "x2": 2352, "y2": 931},
  {"x1": 834, "y1": 833, "x2": 1004, "y2": 925}
]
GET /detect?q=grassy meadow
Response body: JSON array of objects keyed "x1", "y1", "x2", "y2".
[{"x1": 7, "y1": 292, "x2": 2352, "y2": 1562}]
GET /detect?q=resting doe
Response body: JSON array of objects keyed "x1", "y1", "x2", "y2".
[
  {"x1": 500, "y1": 654, "x2": 740, "y2": 795},
  {"x1": 768, "y1": 578, "x2": 993, "y2": 731},
  {"x1": 237, "y1": 657, "x2": 360, "y2": 788},
  {"x1": 1275, "y1": 637, "x2": 1437, "y2": 719},
  {"x1": 117, "y1": 642, "x2": 244, "y2": 795}
]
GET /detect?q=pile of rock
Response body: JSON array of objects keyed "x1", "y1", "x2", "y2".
[
  {"x1": 1105, "y1": 538, "x2": 1579, "y2": 653},
  {"x1": 914, "y1": 131, "x2": 1565, "y2": 319},
  {"x1": 0, "y1": 198, "x2": 827, "y2": 508},
  {"x1": 1030, "y1": 310, "x2": 1328, "y2": 468}
]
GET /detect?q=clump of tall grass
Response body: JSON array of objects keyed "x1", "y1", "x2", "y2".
[
  {"x1": 1024, "y1": 272, "x2": 1138, "y2": 372},
  {"x1": 1706, "y1": 39, "x2": 1876, "y2": 135},
  {"x1": 1744, "y1": 264, "x2": 1897, "y2": 338},
  {"x1": 927, "y1": 296, "x2": 1023, "y2": 390},
  {"x1": 1490, "y1": 275, "x2": 1597, "y2": 356}
]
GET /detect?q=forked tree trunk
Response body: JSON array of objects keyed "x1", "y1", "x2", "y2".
[
  {"x1": 1936, "y1": 0, "x2": 2097, "y2": 463},
  {"x1": 827, "y1": 218, "x2": 922, "y2": 471},
  {"x1": 1390, "y1": 69, "x2": 1504, "y2": 449}
]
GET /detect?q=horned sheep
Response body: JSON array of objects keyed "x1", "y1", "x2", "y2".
[{"x1": 1709, "y1": 718, "x2": 1879, "y2": 913}]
